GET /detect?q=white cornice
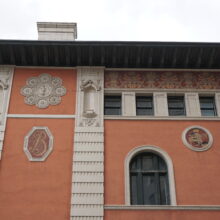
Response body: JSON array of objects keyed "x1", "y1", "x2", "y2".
[
  {"x1": 7, "y1": 114, "x2": 75, "y2": 119},
  {"x1": 104, "y1": 205, "x2": 220, "y2": 210}
]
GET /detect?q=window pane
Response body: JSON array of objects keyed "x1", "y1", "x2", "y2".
[
  {"x1": 169, "y1": 109, "x2": 185, "y2": 116},
  {"x1": 201, "y1": 109, "x2": 216, "y2": 116},
  {"x1": 168, "y1": 99, "x2": 184, "y2": 108},
  {"x1": 142, "y1": 155, "x2": 154, "y2": 170},
  {"x1": 130, "y1": 160, "x2": 137, "y2": 171},
  {"x1": 168, "y1": 96, "x2": 185, "y2": 116},
  {"x1": 159, "y1": 174, "x2": 170, "y2": 205},
  {"x1": 104, "y1": 108, "x2": 121, "y2": 115},
  {"x1": 130, "y1": 153, "x2": 170, "y2": 205},
  {"x1": 199, "y1": 97, "x2": 216, "y2": 116},
  {"x1": 104, "y1": 96, "x2": 121, "y2": 115},
  {"x1": 158, "y1": 157, "x2": 167, "y2": 170},
  {"x1": 142, "y1": 174, "x2": 156, "y2": 205},
  {"x1": 136, "y1": 96, "x2": 154, "y2": 116},
  {"x1": 130, "y1": 174, "x2": 138, "y2": 205},
  {"x1": 136, "y1": 109, "x2": 153, "y2": 116},
  {"x1": 200, "y1": 101, "x2": 215, "y2": 109}
]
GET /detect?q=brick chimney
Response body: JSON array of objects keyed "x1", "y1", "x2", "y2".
[{"x1": 37, "y1": 22, "x2": 77, "y2": 41}]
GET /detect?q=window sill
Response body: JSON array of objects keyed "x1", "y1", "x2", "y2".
[
  {"x1": 104, "y1": 205, "x2": 220, "y2": 210},
  {"x1": 104, "y1": 115, "x2": 220, "y2": 121}
]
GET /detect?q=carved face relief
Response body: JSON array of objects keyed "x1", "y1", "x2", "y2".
[
  {"x1": 21, "y1": 73, "x2": 66, "y2": 108},
  {"x1": 24, "y1": 127, "x2": 53, "y2": 161},
  {"x1": 182, "y1": 126, "x2": 213, "y2": 151}
]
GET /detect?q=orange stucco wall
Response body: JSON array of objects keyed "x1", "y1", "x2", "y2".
[
  {"x1": 9, "y1": 68, "x2": 76, "y2": 114},
  {"x1": 104, "y1": 120, "x2": 220, "y2": 205},
  {"x1": 0, "y1": 118, "x2": 74, "y2": 220},
  {"x1": 105, "y1": 210, "x2": 220, "y2": 220}
]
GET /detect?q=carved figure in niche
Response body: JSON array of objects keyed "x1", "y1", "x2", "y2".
[
  {"x1": 24, "y1": 127, "x2": 53, "y2": 161},
  {"x1": 21, "y1": 73, "x2": 66, "y2": 108},
  {"x1": 186, "y1": 128, "x2": 209, "y2": 148}
]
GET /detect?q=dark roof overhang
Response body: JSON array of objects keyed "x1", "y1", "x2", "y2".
[{"x1": 1, "y1": 40, "x2": 220, "y2": 69}]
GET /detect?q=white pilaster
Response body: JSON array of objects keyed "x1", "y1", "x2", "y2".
[
  {"x1": 215, "y1": 93, "x2": 220, "y2": 117},
  {"x1": 122, "y1": 92, "x2": 136, "y2": 116},
  {"x1": 0, "y1": 66, "x2": 14, "y2": 159},
  {"x1": 71, "y1": 67, "x2": 104, "y2": 220},
  {"x1": 154, "y1": 92, "x2": 168, "y2": 116},
  {"x1": 185, "y1": 93, "x2": 201, "y2": 117}
]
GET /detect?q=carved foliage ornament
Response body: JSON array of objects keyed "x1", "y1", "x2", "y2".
[
  {"x1": 24, "y1": 127, "x2": 53, "y2": 161},
  {"x1": 80, "y1": 79, "x2": 101, "y2": 91},
  {"x1": 21, "y1": 73, "x2": 66, "y2": 108},
  {"x1": 182, "y1": 126, "x2": 213, "y2": 152}
]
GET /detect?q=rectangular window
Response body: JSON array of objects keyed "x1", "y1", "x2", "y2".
[
  {"x1": 104, "y1": 95, "x2": 121, "y2": 115},
  {"x1": 199, "y1": 96, "x2": 216, "y2": 116},
  {"x1": 168, "y1": 96, "x2": 185, "y2": 116},
  {"x1": 136, "y1": 96, "x2": 154, "y2": 116}
]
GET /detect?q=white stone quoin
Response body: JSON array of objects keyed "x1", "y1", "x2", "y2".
[{"x1": 37, "y1": 22, "x2": 77, "y2": 41}]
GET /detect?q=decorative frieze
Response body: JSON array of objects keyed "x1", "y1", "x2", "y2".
[
  {"x1": 21, "y1": 73, "x2": 66, "y2": 109},
  {"x1": 0, "y1": 66, "x2": 14, "y2": 159},
  {"x1": 71, "y1": 67, "x2": 104, "y2": 220},
  {"x1": 105, "y1": 71, "x2": 220, "y2": 89}
]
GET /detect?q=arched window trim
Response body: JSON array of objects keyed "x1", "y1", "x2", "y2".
[{"x1": 125, "y1": 145, "x2": 177, "y2": 206}]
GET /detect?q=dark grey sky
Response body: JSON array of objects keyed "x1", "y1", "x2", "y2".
[{"x1": 0, "y1": 0, "x2": 220, "y2": 42}]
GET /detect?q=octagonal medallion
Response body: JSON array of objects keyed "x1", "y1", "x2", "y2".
[{"x1": 24, "y1": 127, "x2": 53, "y2": 161}]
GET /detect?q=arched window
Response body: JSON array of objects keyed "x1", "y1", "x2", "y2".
[
  {"x1": 130, "y1": 152, "x2": 169, "y2": 205},
  {"x1": 125, "y1": 146, "x2": 176, "y2": 205}
]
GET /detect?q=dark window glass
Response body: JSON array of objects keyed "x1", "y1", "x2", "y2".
[
  {"x1": 130, "y1": 153, "x2": 170, "y2": 205},
  {"x1": 136, "y1": 96, "x2": 154, "y2": 116},
  {"x1": 104, "y1": 96, "x2": 121, "y2": 115},
  {"x1": 168, "y1": 96, "x2": 185, "y2": 116},
  {"x1": 199, "y1": 97, "x2": 216, "y2": 116}
]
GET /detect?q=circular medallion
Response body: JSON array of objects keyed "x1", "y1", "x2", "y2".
[
  {"x1": 21, "y1": 73, "x2": 66, "y2": 109},
  {"x1": 182, "y1": 126, "x2": 213, "y2": 151}
]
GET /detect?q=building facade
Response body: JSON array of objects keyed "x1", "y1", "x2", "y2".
[{"x1": 0, "y1": 23, "x2": 220, "y2": 220}]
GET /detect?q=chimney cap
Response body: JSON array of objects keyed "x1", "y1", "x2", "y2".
[{"x1": 37, "y1": 22, "x2": 77, "y2": 41}]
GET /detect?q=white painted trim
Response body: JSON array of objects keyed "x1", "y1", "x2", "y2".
[
  {"x1": 105, "y1": 68, "x2": 220, "y2": 72},
  {"x1": 104, "y1": 88, "x2": 220, "y2": 93},
  {"x1": 122, "y1": 92, "x2": 136, "y2": 116},
  {"x1": 16, "y1": 66, "x2": 77, "y2": 69},
  {"x1": 104, "y1": 205, "x2": 220, "y2": 210},
  {"x1": 71, "y1": 67, "x2": 104, "y2": 219},
  {"x1": 185, "y1": 93, "x2": 201, "y2": 117},
  {"x1": 7, "y1": 114, "x2": 76, "y2": 119},
  {"x1": 124, "y1": 145, "x2": 177, "y2": 206},
  {"x1": 215, "y1": 93, "x2": 220, "y2": 117},
  {"x1": 0, "y1": 66, "x2": 14, "y2": 159},
  {"x1": 154, "y1": 93, "x2": 168, "y2": 116},
  {"x1": 182, "y1": 126, "x2": 213, "y2": 152},
  {"x1": 104, "y1": 116, "x2": 220, "y2": 121}
]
